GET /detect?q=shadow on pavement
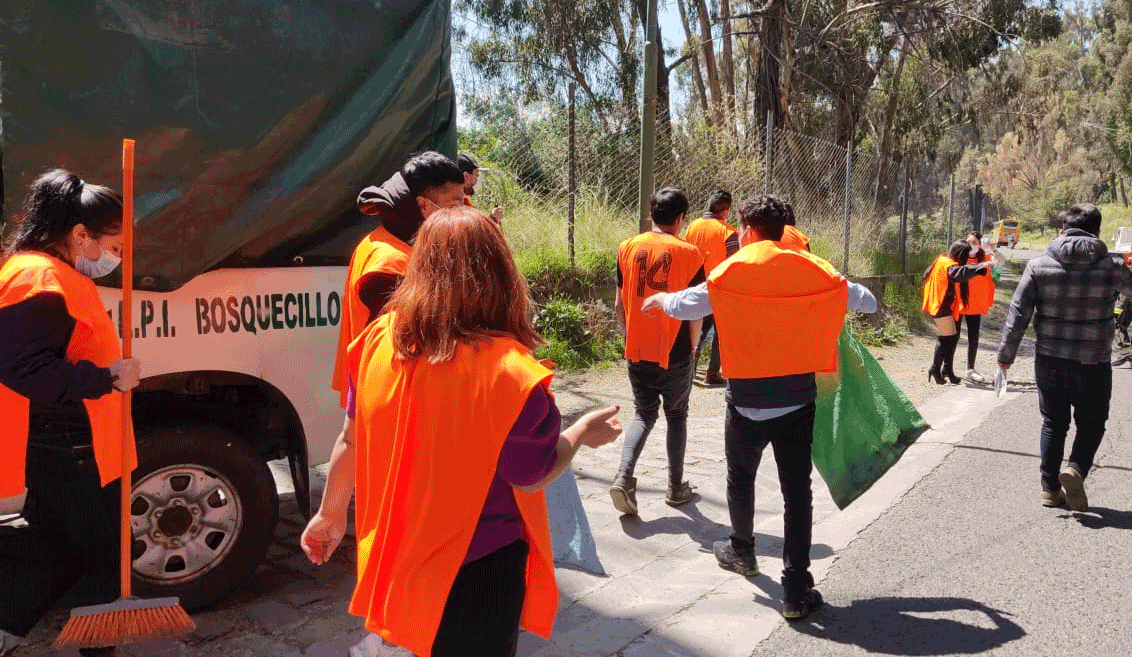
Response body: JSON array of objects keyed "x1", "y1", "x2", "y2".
[
  {"x1": 1067, "y1": 506, "x2": 1132, "y2": 530},
  {"x1": 953, "y1": 444, "x2": 1132, "y2": 473},
  {"x1": 786, "y1": 596, "x2": 1025, "y2": 655},
  {"x1": 617, "y1": 504, "x2": 834, "y2": 563}
]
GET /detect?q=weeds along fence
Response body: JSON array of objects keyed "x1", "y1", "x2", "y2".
[{"x1": 465, "y1": 102, "x2": 957, "y2": 287}]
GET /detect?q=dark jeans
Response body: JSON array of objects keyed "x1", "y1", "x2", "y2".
[
  {"x1": 1035, "y1": 354, "x2": 1111, "y2": 492},
  {"x1": 618, "y1": 356, "x2": 694, "y2": 488},
  {"x1": 0, "y1": 435, "x2": 120, "y2": 638},
  {"x1": 432, "y1": 540, "x2": 529, "y2": 657},
  {"x1": 724, "y1": 402, "x2": 816, "y2": 592},
  {"x1": 696, "y1": 314, "x2": 722, "y2": 375},
  {"x1": 961, "y1": 314, "x2": 982, "y2": 370}
]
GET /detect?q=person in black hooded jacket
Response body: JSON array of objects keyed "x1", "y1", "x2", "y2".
[{"x1": 331, "y1": 152, "x2": 465, "y2": 408}]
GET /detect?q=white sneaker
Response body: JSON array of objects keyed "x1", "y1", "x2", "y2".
[
  {"x1": 0, "y1": 629, "x2": 26, "y2": 656},
  {"x1": 966, "y1": 369, "x2": 988, "y2": 383}
]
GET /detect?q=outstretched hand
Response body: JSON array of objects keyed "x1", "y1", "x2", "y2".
[
  {"x1": 641, "y1": 292, "x2": 668, "y2": 315},
  {"x1": 575, "y1": 405, "x2": 623, "y2": 449}
]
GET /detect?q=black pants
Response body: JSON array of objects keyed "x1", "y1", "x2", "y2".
[
  {"x1": 0, "y1": 439, "x2": 120, "y2": 638},
  {"x1": 618, "y1": 356, "x2": 694, "y2": 488},
  {"x1": 958, "y1": 314, "x2": 982, "y2": 370},
  {"x1": 1035, "y1": 354, "x2": 1111, "y2": 492},
  {"x1": 432, "y1": 540, "x2": 529, "y2": 657},
  {"x1": 724, "y1": 402, "x2": 815, "y2": 593},
  {"x1": 696, "y1": 314, "x2": 722, "y2": 375}
]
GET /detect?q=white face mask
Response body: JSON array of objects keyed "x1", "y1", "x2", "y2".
[{"x1": 75, "y1": 249, "x2": 122, "y2": 279}]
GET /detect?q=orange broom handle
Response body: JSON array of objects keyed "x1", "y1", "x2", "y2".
[{"x1": 121, "y1": 139, "x2": 134, "y2": 599}]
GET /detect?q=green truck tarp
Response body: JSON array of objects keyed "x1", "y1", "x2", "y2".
[
  {"x1": 1, "y1": 0, "x2": 457, "y2": 291},
  {"x1": 813, "y1": 326, "x2": 931, "y2": 509}
]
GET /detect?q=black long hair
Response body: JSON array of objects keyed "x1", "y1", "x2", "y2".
[
  {"x1": 5, "y1": 169, "x2": 122, "y2": 258},
  {"x1": 948, "y1": 240, "x2": 972, "y2": 306}
]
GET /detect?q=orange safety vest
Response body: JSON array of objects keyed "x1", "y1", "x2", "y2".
[
  {"x1": 708, "y1": 241, "x2": 848, "y2": 379},
  {"x1": 331, "y1": 225, "x2": 412, "y2": 407},
  {"x1": 618, "y1": 231, "x2": 705, "y2": 368},
  {"x1": 684, "y1": 216, "x2": 736, "y2": 275},
  {"x1": 345, "y1": 314, "x2": 557, "y2": 657},
  {"x1": 964, "y1": 251, "x2": 994, "y2": 315},
  {"x1": 921, "y1": 255, "x2": 963, "y2": 320},
  {"x1": 0, "y1": 252, "x2": 136, "y2": 497}
]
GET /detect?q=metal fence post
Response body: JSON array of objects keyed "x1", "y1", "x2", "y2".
[
  {"x1": 637, "y1": 0, "x2": 659, "y2": 233},
  {"x1": 764, "y1": 110, "x2": 773, "y2": 195},
  {"x1": 947, "y1": 173, "x2": 955, "y2": 245},
  {"x1": 842, "y1": 141, "x2": 852, "y2": 275},
  {"x1": 568, "y1": 83, "x2": 576, "y2": 268},
  {"x1": 899, "y1": 160, "x2": 909, "y2": 274}
]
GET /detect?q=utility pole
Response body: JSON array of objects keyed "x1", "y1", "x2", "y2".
[{"x1": 637, "y1": 0, "x2": 659, "y2": 233}]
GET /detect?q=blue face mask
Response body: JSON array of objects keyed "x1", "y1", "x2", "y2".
[{"x1": 75, "y1": 249, "x2": 122, "y2": 279}]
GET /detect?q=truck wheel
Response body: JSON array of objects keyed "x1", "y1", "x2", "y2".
[{"x1": 131, "y1": 426, "x2": 279, "y2": 611}]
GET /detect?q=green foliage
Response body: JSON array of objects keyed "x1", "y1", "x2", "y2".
[
  {"x1": 532, "y1": 295, "x2": 622, "y2": 370},
  {"x1": 872, "y1": 250, "x2": 938, "y2": 277},
  {"x1": 849, "y1": 313, "x2": 909, "y2": 347}
]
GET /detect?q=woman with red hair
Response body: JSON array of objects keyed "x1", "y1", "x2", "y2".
[{"x1": 302, "y1": 206, "x2": 621, "y2": 657}]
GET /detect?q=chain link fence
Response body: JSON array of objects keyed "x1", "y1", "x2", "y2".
[{"x1": 466, "y1": 101, "x2": 959, "y2": 281}]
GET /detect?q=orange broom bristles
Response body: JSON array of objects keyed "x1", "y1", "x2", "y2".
[
  {"x1": 55, "y1": 598, "x2": 196, "y2": 648},
  {"x1": 56, "y1": 139, "x2": 196, "y2": 649}
]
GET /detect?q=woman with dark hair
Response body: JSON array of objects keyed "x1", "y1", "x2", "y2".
[
  {"x1": 301, "y1": 206, "x2": 621, "y2": 657},
  {"x1": 0, "y1": 169, "x2": 141, "y2": 657},
  {"x1": 922, "y1": 239, "x2": 992, "y2": 384},
  {"x1": 959, "y1": 232, "x2": 998, "y2": 382}
]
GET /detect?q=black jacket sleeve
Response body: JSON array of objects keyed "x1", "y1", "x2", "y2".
[
  {"x1": 946, "y1": 263, "x2": 987, "y2": 283},
  {"x1": 0, "y1": 293, "x2": 115, "y2": 405}
]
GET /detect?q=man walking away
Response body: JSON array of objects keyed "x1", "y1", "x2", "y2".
[
  {"x1": 610, "y1": 188, "x2": 706, "y2": 516},
  {"x1": 642, "y1": 196, "x2": 877, "y2": 621},
  {"x1": 998, "y1": 203, "x2": 1132, "y2": 511},
  {"x1": 684, "y1": 190, "x2": 739, "y2": 385}
]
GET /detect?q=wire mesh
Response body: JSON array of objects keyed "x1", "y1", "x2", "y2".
[{"x1": 464, "y1": 103, "x2": 947, "y2": 278}]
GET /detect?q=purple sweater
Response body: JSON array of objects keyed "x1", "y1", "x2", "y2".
[{"x1": 347, "y1": 379, "x2": 561, "y2": 565}]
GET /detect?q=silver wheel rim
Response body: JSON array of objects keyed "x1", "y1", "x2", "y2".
[{"x1": 131, "y1": 464, "x2": 243, "y2": 585}]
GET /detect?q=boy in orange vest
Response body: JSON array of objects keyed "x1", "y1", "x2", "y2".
[
  {"x1": 610, "y1": 188, "x2": 706, "y2": 515},
  {"x1": 643, "y1": 195, "x2": 877, "y2": 621},
  {"x1": 683, "y1": 190, "x2": 738, "y2": 385},
  {"x1": 457, "y1": 152, "x2": 503, "y2": 223}
]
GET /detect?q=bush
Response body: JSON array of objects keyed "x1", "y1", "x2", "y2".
[{"x1": 532, "y1": 296, "x2": 622, "y2": 369}]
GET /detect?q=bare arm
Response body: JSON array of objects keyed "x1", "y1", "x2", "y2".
[
  {"x1": 301, "y1": 415, "x2": 355, "y2": 564},
  {"x1": 615, "y1": 286, "x2": 626, "y2": 335}
]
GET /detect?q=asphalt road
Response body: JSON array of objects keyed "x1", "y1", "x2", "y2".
[{"x1": 752, "y1": 365, "x2": 1132, "y2": 657}]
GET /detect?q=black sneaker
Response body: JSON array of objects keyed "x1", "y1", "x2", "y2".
[
  {"x1": 782, "y1": 588, "x2": 824, "y2": 621},
  {"x1": 712, "y1": 540, "x2": 759, "y2": 576}
]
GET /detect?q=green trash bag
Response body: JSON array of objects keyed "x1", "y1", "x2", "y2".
[{"x1": 812, "y1": 325, "x2": 930, "y2": 509}]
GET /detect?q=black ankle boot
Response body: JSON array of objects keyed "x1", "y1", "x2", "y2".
[
  {"x1": 941, "y1": 334, "x2": 962, "y2": 384},
  {"x1": 929, "y1": 336, "x2": 947, "y2": 384}
]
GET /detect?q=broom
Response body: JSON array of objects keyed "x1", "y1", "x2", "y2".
[{"x1": 56, "y1": 139, "x2": 197, "y2": 649}]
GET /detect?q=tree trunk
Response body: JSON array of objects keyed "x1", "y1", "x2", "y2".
[
  {"x1": 692, "y1": 0, "x2": 724, "y2": 125},
  {"x1": 720, "y1": 0, "x2": 736, "y2": 118},
  {"x1": 874, "y1": 33, "x2": 908, "y2": 211},
  {"x1": 676, "y1": 0, "x2": 711, "y2": 122},
  {"x1": 756, "y1": 0, "x2": 786, "y2": 139},
  {"x1": 1122, "y1": 174, "x2": 1129, "y2": 207}
]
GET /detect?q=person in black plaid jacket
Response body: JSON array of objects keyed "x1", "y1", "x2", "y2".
[{"x1": 997, "y1": 203, "x2": 1132, "y2": 511}]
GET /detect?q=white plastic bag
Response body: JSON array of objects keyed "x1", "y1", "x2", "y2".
[{"x1": 994, "y1": 368, "x2": 1008, "y2": 399}]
